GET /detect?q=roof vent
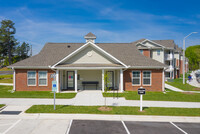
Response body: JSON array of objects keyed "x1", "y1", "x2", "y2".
[
  {"x1": 67, "y1": 45, "x2": 71, "y2": 48},
  {"x1": 84, "y1": 32, "x2": 96, "y2": 43}
]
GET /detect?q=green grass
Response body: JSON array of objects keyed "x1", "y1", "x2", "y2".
[
  {"x1": 166, "y1": 74, "x2": 200, "y2": 91},
  {"x1": 26, "y1": 105, "x2": 200, "y2": 116},
  {"x1": 0, "y1": 79, "x2": 13, "y2": 83},
  {"x1": 103, "y1": 90, "x2": 200, "y2": 102},
  {"x1": 0, "y1": 104, "x2": 5, "y2": 108},
  {"x1": 0, "y1": 74, "x2": 13, "y2": 83},
  {"x1": 0, "y1": 67, "x2": 12, "y2": 71},
  {"x1": 0, "y1": 85, "x2": 76, "y2": 99}
]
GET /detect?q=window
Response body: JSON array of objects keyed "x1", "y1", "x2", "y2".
[
  {"x1": 157, "y1": 50, "x2": 160, "y2": 55},
  {"x1": 132, "y1": 71, "x2": 141, "y2": 85},
  {"x1": 140, "y1": 50, "x2": 143, "y2": 54},
  {"x1": 38, "y1": 71, "x2": 47, "y2": 86},
  {"x1": 27, "y1": 71, "x2": 36, "y2": 86},
  {"x1": 143, "y1": 71, "x2": 151, "y2": 85}
]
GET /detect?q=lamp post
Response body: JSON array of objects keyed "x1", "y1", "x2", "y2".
[{"x1": 183, "y1": 32, "x2": 198, "y2": 84}]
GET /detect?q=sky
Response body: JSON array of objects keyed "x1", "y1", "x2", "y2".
[{"x1": 0, "y1": 0, "x2": 200, "y2": 55}]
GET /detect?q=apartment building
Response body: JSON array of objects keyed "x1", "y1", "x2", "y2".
[{"x1": 134, "y1": 39, "x2": 187, "y2": 79}]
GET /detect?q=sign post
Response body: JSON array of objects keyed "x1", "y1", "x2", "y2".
[
  {"x1": 51, "y1": 73, "x2": 57, "y2": 110},
  {"x1": 138, "y1": 87, "x2": 145, "y2": 111}
]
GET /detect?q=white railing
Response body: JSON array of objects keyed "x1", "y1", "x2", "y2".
[{"x1": 165, "y1": 54, "x2": 172, "y2": 60}]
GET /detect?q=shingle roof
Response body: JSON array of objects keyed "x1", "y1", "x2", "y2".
[
  {"x1": 84, "y1": 32, "x2": 96, "y2": 39},
  {"x1": 9, "y1": 42, "x2": 166, "y2": 68},
  {"x1": 152, "y1": 40, "x2": 176, "y2": 48},
  {"x1": 175, "y1": 44, "x2": 183, "y2": 53},
  {"x1": 57, "y1": 63, "x2": 123, "y2": 67}
]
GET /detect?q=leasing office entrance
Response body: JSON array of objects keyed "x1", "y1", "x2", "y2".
[{"x1": 59, "y1": 69, "x2": 122, "y2": 91}]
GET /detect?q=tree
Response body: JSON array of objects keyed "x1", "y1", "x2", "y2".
[
  {"x1": 185, "y1": 45, "x2": 200, "y2": 70},
  {"x1": 16, "y1": 42, "x2": 30, "y2": 60},
  {"x1": 0, "y1": 20, "x2": 18, "y2": 65},
  {"x1": 104, "y1": 72, "x2": 111, "y2": 106}
]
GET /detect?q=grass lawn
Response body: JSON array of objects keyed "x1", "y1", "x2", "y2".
[
  {"x1": 103, "y1": 89, "x2": 200, "y2": 102},
  {"x1": 0, "y1": 85, "x2": 76, "y2": 99},
  {"x1": 26, "y1": 105, "x2": 200, "y2": 116},
  {"x1": 166, "y1": 74, "x2": 200, "y2": 91},
  {"x1": 0, "y1": 74, "x2": 13, "y2": 83},
  {"x1": 0, "y1": 67, "x2": 12, "y2": 71},
  {"x1": 0, "y1": 104, "x2": 5, "y2": 108}
]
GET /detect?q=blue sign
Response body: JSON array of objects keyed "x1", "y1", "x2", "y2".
[{"x1": 52, "y1": 81, "x2": 57, "y2": 92}]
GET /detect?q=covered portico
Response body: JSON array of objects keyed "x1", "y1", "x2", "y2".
[{"x1": 55, "y1": 65, "x2": 124, "y2": 92}]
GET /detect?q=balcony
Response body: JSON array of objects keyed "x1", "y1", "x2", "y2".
[{"x1": 165, "y1": 54, "x2": 173, "y2": 60}]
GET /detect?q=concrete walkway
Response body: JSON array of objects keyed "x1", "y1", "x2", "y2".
[
  {"x1": 0, "y1": 83, "x2": 13, "y2": 86},
  {"x1": 1, "y1": 90, "x2": 200, "y2": 114},
  {"x1": 165, "y1": 83, "x2": 200, "y2": 93},
  {"x1": 165, "y1": 83, "x2": 183, "y2": 92}
]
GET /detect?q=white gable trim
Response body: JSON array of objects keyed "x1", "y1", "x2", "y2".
[
  {"x1": 52, "y1": 41, "x2": 128, "y2": 68},
  {"x1": 141, "y1": 39, "x2": 165, "y2": 48},
  {"x1": 135, "y1": 42, "x2": 148, "y2": 48}
]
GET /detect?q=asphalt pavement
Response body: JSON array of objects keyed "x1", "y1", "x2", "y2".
[{"x1": 1, "y1": 119, "x2": 200, "y2": 134}]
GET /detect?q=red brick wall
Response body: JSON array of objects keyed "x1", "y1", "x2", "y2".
[
  {"x1": 123, "y1": 69, "x2": 163, "y2": 91},
  {"x1": 15, "y1": 69, "x2": 55, "y2": 91},
  {"x1": 179, "y1": 60, "x2": 188, "y2": 74},
  {"x1": 142, "y1": 49, "x2": 150, "y2": 57}
]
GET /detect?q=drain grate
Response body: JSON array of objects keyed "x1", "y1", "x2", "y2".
[{"x1": 0, "y1": 111, "x2": 22, "y2": 115}]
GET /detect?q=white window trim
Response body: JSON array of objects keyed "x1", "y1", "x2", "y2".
[
  {"x1": 38, "y1": 71, "x2": 48, "y2": 86},
  {"x1": 27, "y1": 71, "x2": 37, "y2": 86},
  {"x1": 132, "y1": 71, "x2": 141, "y2": 86},
  {"x1": 142, "y1": 70, "x2": 152, "y2": 86},
  {"x1": 157, "y1": 50, "x2": 160, "y2": 56}
]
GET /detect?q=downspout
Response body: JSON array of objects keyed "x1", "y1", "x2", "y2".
[{"x1": 11, "y1": 67, "x2": 15, "y2": 92}]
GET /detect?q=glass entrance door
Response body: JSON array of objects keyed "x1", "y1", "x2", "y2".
[
  {"x1": 106, "y1": 71, "x2": 114, "y2": 89},
  {"x1": 67, "y1": 71, "x2": 74, "y2": 89}
]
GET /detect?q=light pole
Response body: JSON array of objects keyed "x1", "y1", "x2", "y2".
[{"x1": 183, "y1": 32, "x2": 198, "y2": 84}]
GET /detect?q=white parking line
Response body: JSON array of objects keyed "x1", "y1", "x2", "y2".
[
  {"x1": 2, "y1": 119, "x2": 21, "y2": 134},
  {"x1": 121, "y1": 121, "x2": 130, "y2": 134},
  {"x1": 66, "y1": 119, "x2": 73, "y2": 134},
  {"x1": 170, "y1": 122, "x2": 188, "y2": 134}
]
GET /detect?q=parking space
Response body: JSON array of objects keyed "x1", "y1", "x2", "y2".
[
  {"x1": 124, "y1": 121, "x2": 183, "y2": 134},
  {"x1": 69, "y1": 120, "x2": 127, "y2": 134},
  {"x1": 0, "y1": 119, "x2": 200, "y2": 134},
  {"x1": 69, "y1": 120, "x2": 200, "y2": 134},
  {"x1": 173, "y1": 122, "x2": 200, "y2": 134},
  {"x1": 0, "y1": 119, "x2": 71, "y2": 134}
]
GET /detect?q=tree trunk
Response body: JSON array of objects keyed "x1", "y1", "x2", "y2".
[{"x1": 8, "y1": 44, "x2": 11, "y2": 65}]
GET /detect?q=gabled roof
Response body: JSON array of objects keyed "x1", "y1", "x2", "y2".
[
  {"x1": 152, "y1": 40, "x2": 176, "y2": 48},
  {"x1": 9, "y1": 42, "x2": 166, "y2": 68}
]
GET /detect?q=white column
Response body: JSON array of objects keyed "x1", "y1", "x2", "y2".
[
  {"x1": 102, "y1": 69, "x2": 104, "y2": 92},
  {"x1": 56, "y1": 70, "x2": 59, "y2": 93},
  {"x1": 13, "y1": 69, "x2": 16, "y2": 91},
  {"x1": 120, "y1": 69, "x2": 123, "y2": 92},
  {"x1": 60, "y1": 70, "x2": 62, "y2": 90},
  {"x1": 162, "y1": 69, "x2": 165, "y2": 91},
  {"x1": 75, "y1": 70, "x2": 77, "y2": 92}
]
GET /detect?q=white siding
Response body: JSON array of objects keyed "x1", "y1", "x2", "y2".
[
  {"x1": 64, "y1": 46, "x2": 115, "y2": 64},
  {"x1": 152, "y1": 50, "x2": 164, "y2": 63}
]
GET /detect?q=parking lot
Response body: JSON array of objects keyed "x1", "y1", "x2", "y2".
[{"x1": 1, "y1": 118, "x2": 200, "y2": 134}]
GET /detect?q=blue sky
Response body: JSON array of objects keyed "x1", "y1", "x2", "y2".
[{"x1": 0, "y1": 0, "x2": 200, "y2": 55}]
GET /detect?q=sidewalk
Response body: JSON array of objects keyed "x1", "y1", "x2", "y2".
[
  {"x1": 165, "y1": 83, "x2": 200, "y2": 93},
  {"x1": 1, "y1": 90, "x2": 200, "y2": 115},
  {"x1": 0, "y1": 83, "x2": 13, "y2": 86}
]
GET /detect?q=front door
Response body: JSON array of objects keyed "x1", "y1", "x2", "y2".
[
  {"x1": 67, "y1": 71, "x2": 74, "y2": 89},
  {"x1": 106, "y1": 71, "x2": 114, "y2": 89}
]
